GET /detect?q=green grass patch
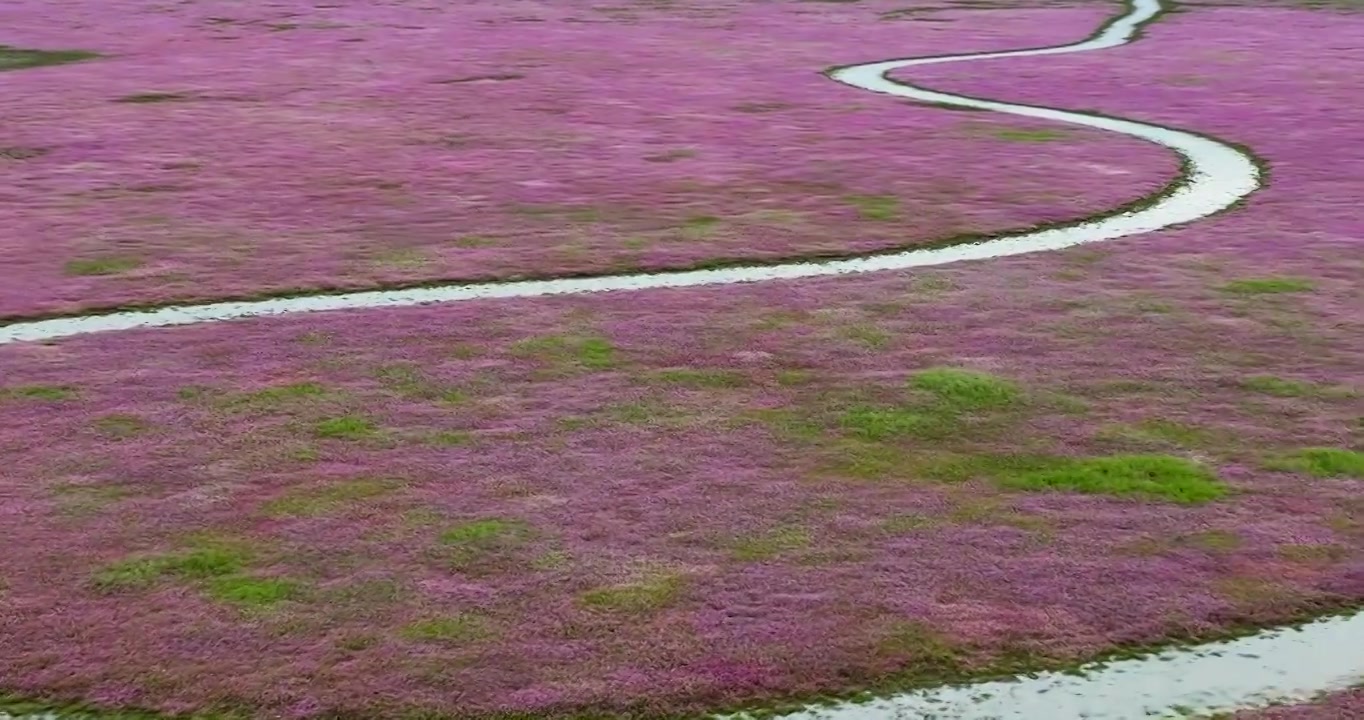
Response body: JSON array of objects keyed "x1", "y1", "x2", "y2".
[
  {"x1": 374, "y1": 364, "x2": 466, "y2": 402},
  {"x1": 822, "y1": 441, "x2": 915, "y2": 481},
  {"x1": 206, "y1": 576, "x2": 300, "y2": 607},
  {"x1": 581, "y1": 573, "x2": 687, "y2": 613},
  {"x1": 440, "y1": 518, "x2": 530, "y2": 546},
  {"x1": 160, "y1": 546, "x2": 250, "y2": 579},
  {"x1": 875, "y1": 621, "x2": 966, "y2": 677},
  {"x1": 224, "y1": 381, "x2": 333, "y2": 411},
  {"x1": 908, "y1": 367, "x2": 1020, "y2": 410},
  {"x1": 91, "y1": 537, "x2": 299, "y2": 608},
  {"x1": 438, "y1": 518, "x2": 533, "y2": 571},
  {"x1": 1240, "y1": 375, "x2": 1354, "y2": 399},
  {"x1": 0, "y1": 45, "x2": 99, "y2": 71},
  {"x1": 0, "y1": 385, "x2": 76, "y2": 402},
  {"x1": 840, "y1": 405, "x2": 943, "y2": 441},
  {"x1": 998, "y1": 454, "x2": 1226, "y2": 504},
  {"x1": 423, "y1": 430, "x2": 473, "y2": 446},
  {"x1": 1214, "y1": 576, "x2": 1299, "y2": 607},
  {"x1": 335, "y1": 634, "x2": 380, "y2": 652},
  {"x1": 369, "y1": 248, "x2": 428, "y2": 268},
  {"x1": 840, "y1": 323, "x2": 892, "y2": 350},
  {"x1": 92, "y1": 414, "x2": 150, "y2": 439},
  {"x1": 990, "y1": 127, "x2": 1069, "y2": 142},
  {"x1": 326, "y1": 579, "x2": 406, "y2": 606},
  {"x1": 91, "y1": 557, "x2": 169, "y2": 592},
  {"x1": 602, "y1": 399, "x2": 694, "y2": 427},
  {"x1": 831, "y1": 369, "x2": 1020, "y2": 445},
  {"x1": 1278, "y1": 543, "x2": 1348, "y2": 564},
  {"x1": 727, "y1": 526, "x2": 811, "y2": 561},
  {"x1": 845, "y1": 194, "x2": 900, "y2": 221},
  {"x1": 400, "y1": 614, "x2": 489, "y2": 644},
  {"x1": 453, "y1": 235, "x2": 497, "y2": 248},
  {"x1": 1121, "y1": 530, "x2": 1243, "y2": 557},
  {"x1": 1218, "y1": 277, "x2": 1315, "y2": 295},
  {"x1": 531, "y1": 550, "x2": 571, "y2": 571},
  {"x1": 94, "y1": 542, "x2": 252, "y2": 592},
  {"x1": 508, "y1": 334, "x2": 616, "y2": 371},
  {"x1": 63, "y1": 256, "x2": 143, "y2": 276},
  {"x1": 677, "y1": 215, "x2": 723, "y2": 239},
  {"x1": 1265, "y1": 448, "x2": 1364, "y2": 479},
  {"x1": 261, "y1": 479, "x2": 395, "y2": 517},
  {"x1": 295, "y1": 331, "x2": 333, "y2": 345},
  {"x1": 881, "y1": 513, "x2": 939, "y2": 534},
  {"x1": 1095, "y1": 419, "x2": 1214, "y2": 449},
  {"x1": 50, "y1": 484, "x2": 133, "y2": 515},
  {"x1": 1185, "y1": 530, "x2": 1243, "y2": 552},
  {"x1": 314, "y1": 415, "x2": 379, "y2": 440}
]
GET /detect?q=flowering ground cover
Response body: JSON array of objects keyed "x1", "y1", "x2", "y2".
[
  {"x1": 0, "y1": 0, "x2": 1179, "y2": 319},
  {"x1": 2, "y1": 1, "x2": 1363, "y2": 720},
  {"x1": 1228, "y1": 687, "x2": 1364, "y2": 719},
  {"x1": 2, "y1": 250, "x2": 1361, "y2": 718}
]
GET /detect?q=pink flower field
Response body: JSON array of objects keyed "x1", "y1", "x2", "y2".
[
  {"x1": 1232, "y1": 688, "x2": 1364, "y2": 719},
  {"x1": 0, "y1": 0, "x2": 1178, "y2": 320},
  {"x1": 1, "y1": 1, "x2": 1362, "y2": 719}
]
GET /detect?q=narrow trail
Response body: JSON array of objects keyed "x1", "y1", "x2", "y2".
[
  {"x1": 6, "y1": 2, "x2": 1360, "y2": 720},
  {"x1": 0, "y1": 0, "x2": 1259, "y2": 346}
]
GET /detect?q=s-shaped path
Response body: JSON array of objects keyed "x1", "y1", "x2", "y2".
[
  {"x1": 0, "y1": 0, "x2": 1257, "y2": 346},
  {"x1": 3, "y1": 1, "x2": 1362, "y2": 720}
]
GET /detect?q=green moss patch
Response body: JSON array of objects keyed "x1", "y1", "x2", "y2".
[
  {"x1": 93, "y1": 537, "x2": 303, "y2": 609},
  {"x1": 580, "y1": 573, "x2": 687, "y2": 613},
  {"x1": 844, "y1": 194, "x2": 900, "y2": 221},
  {"x1": 1266, "y1": 448, "x2": 1364, "y2": 479},
  {"x1": 437, "y1": 518, "x2": 534, "y2": 571},
  {"x1": 908, "y1": 367, "x2": 1020, "y2": 411},
  {"x1": 92, "y1": 414, "x2": 150, "y2": 439},
  {"x1": 0, "y1": 45, "x2": 99, "y2": 71},
  {"x1": 727, "y1": 526, "x2": 811, "y2": 561},
  {"x1": 314, "y1": 415, "x2": 380, "y2": 440},
  {"x1": 222, "y1": 381, "x2": 336, "y2": 412},
  {"x1": 206, "y1": 576, "x2": 300, "y2": 607},
  {"x1": 1218, "y1": 276, "x2": 1316, "y2": 295},
  {"x1": 373, "y1": 364, "x2": 466, "y2": 402},
  {"x1": 94, "y1": 542, "x2": 251, "y2": 592},
  {"x1": 998, "y1": 454, "x2": 1226, "y2": 504},
  {"x1": 63, "y1": 256, "x2": 144, "y2": 276},
  {"x1": 1240, "y1": 375, "x2": 1355, "y2": 399},
  {"x1": 840, "y1": 405, "x2": 943, "y2": 441},
  {"x1": 508, "y1": 334, "x2": 616, "y2": 371},
  {"x1": 400, "y1": 613, "x2": 489, "y2": 644},
  {"x1": 261, "y1": 479, "x2": 396, "y2": 517},
  {"x1": 990, "y1": 127, "x2": 1070, "y2": 142},
  {"x1": 0, "y1": 385, "x2": 76, "y2": 402},
  {"x1": 1094, "y1": 419, "x2": 1215, "y2": 449}
]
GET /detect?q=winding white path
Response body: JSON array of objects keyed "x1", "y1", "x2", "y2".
[
  {"x1": 6, "y1": 2, "x2": 1360, "y2": 720},
  {"x1": 0, "y1": 0, "x2": 1258, "y2": 346}
]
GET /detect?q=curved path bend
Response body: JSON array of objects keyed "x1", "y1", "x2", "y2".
[
  {"x1": 4, "y1": 1, "x2": 1361, "y2": 719},
  {"x1": 1, "y1": 0, "x2": 1257, "y2": 346}
]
